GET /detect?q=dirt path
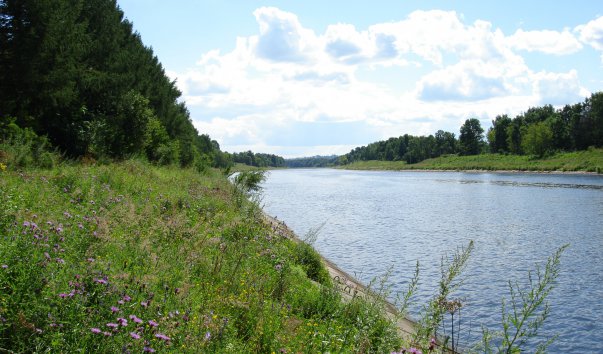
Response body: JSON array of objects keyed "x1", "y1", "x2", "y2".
[{"x1": 264, "y1": 213, "x2": 417, "y2": 339}]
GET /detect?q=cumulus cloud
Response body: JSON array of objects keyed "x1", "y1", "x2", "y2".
[
  {"x1": 576, "y1": 16, "x2": 603, "y2": 51},
  {"x1": 507, "y1": 29, "x2": 582, "y2": 55},
  {"x1": 170, "y1": 7, "x2": 595, "y2": 157}
]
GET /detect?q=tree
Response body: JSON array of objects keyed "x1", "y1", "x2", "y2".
[
  {"x1": 459, "y1": 118, "x2": 484, "y2": 155},
  {"x1": 488, "y1": 115, "x2": 512, "y2": 153},
  {"x1": 521, "y1": 121, "x2": 554, "y2": 157}
]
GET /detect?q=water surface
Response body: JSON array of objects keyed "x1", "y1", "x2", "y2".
[{"x1": 261, "y1": 169, "x2": 603, "y2": 352}]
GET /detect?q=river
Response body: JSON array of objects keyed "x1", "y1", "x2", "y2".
[{"x1": 260, "y1": 169, "x2": 603, "y2": 352}]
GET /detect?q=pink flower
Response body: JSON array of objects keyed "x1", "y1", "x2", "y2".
[
  {"x1": 117, "y1": 318, "x2": 128, "y2": 326},
  {"x1": 129, "y1": 315, "x2": 143, "y2": 324},
  {"x1": 148, "y1": 320, "x2": 158, "y2": 327},
  {"x1": 106, "y1": 323, "x2": 118, "y2": 329},
  {"x1": 130, "y1": 332, "x2": 141, "y2": 339},
  {"x1": 111, "y1": 306, "x2": 119, "y2": 313},
  {"x1": 143, "y1": 347, "x2": 155, "y2": 353},
  {"x1": 90, "y1": 328, "x2": 101, "y2": 334},
  {"x1": 155, "y1": 333, "x2": 170, "y2": 341}
]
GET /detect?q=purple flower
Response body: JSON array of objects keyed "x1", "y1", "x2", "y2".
[
  {"x1": 204, "y1": 331, "x2": 211, "y2": 341},
  {"x1": 23, "y1": 221, "x2": 30, "y2": 227},
  {"x1": 409, "y1": 348, "x2": 422, "y2": 354},
  {"x1": 155, "y1": 333, "x2": 170, "y2": 341},
  {"x1": 148, "y1": 320, "x2": 158, "y2": 327},
  {"x1": 118, "y1": 300, "x2": 124, "y2": 305},
  {"x1": 103, "y1": 331, "x2": 112, "y2": 336},
  {"x1": 1, "y1": 264, "x2": 7, "y2": 269},
  {"x1": 56, "y1": 227, "x2": 63, "y2": 233},
  {"x1": 123, "y1": 295, "x2": 131, "y2": 302},
  {"x1": 140, "y1": 301, "x2": 148, "y2": 308},
  {"x1": 94, "y1": 278, "x2": 108, "y2": 285},
  {"x1": 90, "y1": 328, "x2": 101, "y2": 334},
  {"x1": 86, "y1": 258, "x2": 95, "y2": 263},
  {"x1": 111, "y1": 306, "x2": 119, "y2": 313},
  {"x1": 117, "y1": 318, "x2": 128, "y2": 326},
  {"x1": 129, "y1": 315, "x2": 143, "y2": 324},
  {"x1": 78, "y1": 223, "x2": 84, "y2": 229},
  {"x1": 143, "y1": 347, "x2": 155, "y2": 353},
  {"x1": 275, "y1": 263, "x2": 282, "y2": 271},
  {"x1": 58, "y1": 293, "x2": 69, "y2": 298},
  {"x1": 130, "y1": 332, "x2": 141, "y2": 339},
  {"x1": 55, "y1": 258, "x2": 65, "y2": 264},
  {"x1": 106, "y1": 323, "x2": 118, "y2": 329}
]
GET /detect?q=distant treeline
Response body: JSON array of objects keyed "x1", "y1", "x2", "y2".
[
  {"x1": 0, "y1": 0, "x2": 229, "y2": 168},
  {"x1": 285, "y1": 155, "x2": 339, "y2": 168},
  {"x1": 231, "y1": 151, "x2": 285, "y2": 168},
  {"x1": 340, "y1": 93, "x2": 603, "y2": 165}
]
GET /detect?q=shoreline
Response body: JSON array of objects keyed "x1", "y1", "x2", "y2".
[
  {"x1": 263, "y1": 213, "x2": 417, "y2": 339},
  {"x1": 338, "y1": 166, "x2": 602, "y2": 175}
]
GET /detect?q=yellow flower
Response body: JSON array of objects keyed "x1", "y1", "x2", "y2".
[{"x1": 0, "y1": 163, "x2": 6, "y2": 172}]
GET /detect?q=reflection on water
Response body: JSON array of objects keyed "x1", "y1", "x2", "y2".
[{"x1": 261, "y1": 169, "x2": 603, "y2": 352}]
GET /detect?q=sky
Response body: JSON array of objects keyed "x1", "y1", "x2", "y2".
[{"x1": 116, "y1": 0, "x2": 603, "y2": 158}]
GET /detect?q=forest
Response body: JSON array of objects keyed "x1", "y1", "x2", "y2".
[
  {"x1": 0, "y1": 0, "x2": 231, "y2": 169},
  {"x1": 338, "y1": 94, "x2": 603, "y2": 166}
]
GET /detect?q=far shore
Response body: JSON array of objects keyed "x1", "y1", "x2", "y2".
[{"x1": 339, "y1": 167, "x2": 602, "y2": 175}]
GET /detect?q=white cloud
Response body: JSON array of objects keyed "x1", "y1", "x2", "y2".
[
  {"x1": 576, "y1": 16, "x2": 603, "y2": 51},
  {"x1": 532, "y1": 69, "x2": 590, "y2": 105},
  {"x1": 171, "y1": 8, "x2": 593, "y2": 156},
  {"x1": 507, "y1": 29, "x2": 582, "y2": 55}
]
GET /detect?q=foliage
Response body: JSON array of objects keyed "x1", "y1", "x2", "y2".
[
  {"x1": 0, "y1": 116, "x2": 60, "y2": 169},
  {"x1": 459, "y1": 118, "x2": 485, "y2": 155},
  {"x1": 0, "y1": 159, "x2": 403, "y2": 353},
  {"x1": 521, "y1": 121, "x2": 554, "y2": 158},
  {"x1": 285, "y1": 155, "x2": 339, "y2": 168},
  {"x1": 230, "y1": 151, "x2": 285, "y2": 168},
  {"x1": 341, "y1": 148, "x2": 603, "y2": 173},
  {"x1": 0, "y1": 0, "x2": 228, "y2": 168},
  {"x1": 481, "y1": 245, "x2": 569, "y2": 353}
]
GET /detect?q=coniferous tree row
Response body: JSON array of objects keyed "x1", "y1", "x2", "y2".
[{"x1": 0, "y1": 0, "x2": 228, "y2": 167}]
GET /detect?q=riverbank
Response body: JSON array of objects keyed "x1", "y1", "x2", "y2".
[
  {"x1": 0, "y1": 161, "x2": 409, "y2": 352},
  {"x1": 340, "y1": 149, "x2": 603, "y2": 174},
  {"x1": 263, "y1": 214, "x2": 417, "y2": 339}
]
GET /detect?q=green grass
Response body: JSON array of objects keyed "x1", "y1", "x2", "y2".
[
  {"x1": 0, "y1": 159, "x2": 402, "y2": 352},
  {"x1": 342, "y1": 148, "x2": 603, "y2": 173}
]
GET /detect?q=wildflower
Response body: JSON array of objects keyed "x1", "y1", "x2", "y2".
[
  {"x1": 23, "y1": 221, "x2": 31, "y2": 227},
  {"x1": 106, "y1": 323, "x2": 119, "y2": 329},
  {"x1": 275, "y1": 263, "x2": 282, "y2": 271},
  {"x1": 95, "y1": 278, "x2": 108, "y2": 285},
  {"x1": 129, "y1": 315, "x2": 143, "y2": 324},
  {"x1": 123, "y1": 295, "x2": 132, "y2": 302},
  {"x1": 58, "y1": 293, "x2": 70, "y2": 298},
  {"x1": 103, "y1": 331, "x2": 112, "y2": 336},
  {"x1": 155, "y1": 333, "x2": 170, "y2": 341},
  {"x1": 55, "y1": 258, "x2": 65, "y2": 264},
  {"x1": 44, "y1": 252, "x2": 51, "y2": 260},
  {"x1": 140, "y1": 301, "x2": 148, "y2": 308},
  {"x1": 148, "y1": 320, "x2": 158, "y2": 327},
  {"x1": 86, "y1": 258, "x2": 95, "y2": 263},
  {"x1": 78, "y1": 223, "x2": 84, "y2": 229},
  {"x1": 56, "y1": 227, "x2": 63, "y2": 233},
  {"x1": 0, "y1": 162, "x2": 6, "y2": 171},
  {"x1": 1, "y1": 265, "x2": 7, "y2": 269},
  {"x1": 204, "y1": 331, "x2": 211, "y2": 341},
  {"x1": 111, "y1": 306, "x2": 120, "y2": 313},
  {"x1": 143, "y1": 347, "x2": 155, "y2": 353},
  {"x1": 90, "y1": 328, "x2": 101, "y2": 334},
  {"x1": 409, "y1": 348, "x2": 422, "y2": 354},
  {"x1": 130, "y1": 332, "x2": 141, "y2": 339},
  {"x1": 118, "y1": 300, "x2": 125, "y2": 305},
  {"x1": 117, "y1": 318, "x2": 128, "y2": 326}
]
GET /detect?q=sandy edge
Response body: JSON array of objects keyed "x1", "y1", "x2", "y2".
[{"x1": 263, "y1": 213, "x2": 417, "y2": 339}]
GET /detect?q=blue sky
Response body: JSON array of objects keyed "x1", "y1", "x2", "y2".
[{"x1": 117, "y1": 0, "x2": 603, "y2": 157}]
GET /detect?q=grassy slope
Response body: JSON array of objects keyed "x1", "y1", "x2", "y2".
[
  {"x1": 342, "y1": 148, "x2": 603, "y2": 173},
  {"x1": 0, "y1": 160, "x2": 400, "y2": 353}
]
